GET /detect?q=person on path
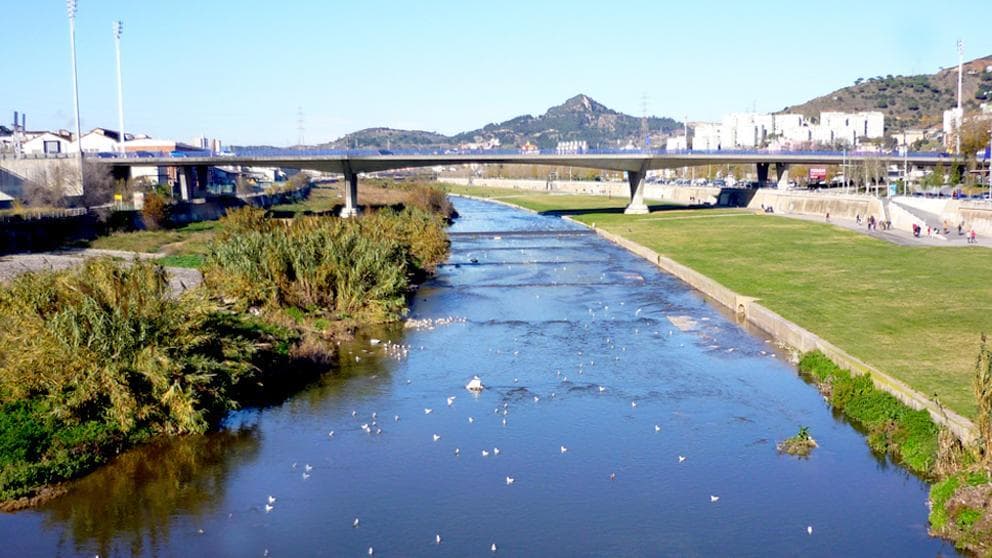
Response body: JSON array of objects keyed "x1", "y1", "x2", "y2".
[
  {"x1": 970, "y1": 229, "x2": 977, "y2": 244},
  {"x1": 825, "y1": 211, "x2": 830, "y2": 222}
]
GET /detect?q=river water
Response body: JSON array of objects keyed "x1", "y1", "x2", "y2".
[{"x1": 0, "y1": 197, "x2": 956, "y2": 557}]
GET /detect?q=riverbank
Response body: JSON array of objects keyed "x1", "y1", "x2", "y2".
[{"x1": 0, "y1": 183, "x2": 453, "y2": 508}]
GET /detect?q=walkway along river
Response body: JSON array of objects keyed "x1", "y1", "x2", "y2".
[{"x1": 0, "y1": 197, "x2": 956, "y2": 556}]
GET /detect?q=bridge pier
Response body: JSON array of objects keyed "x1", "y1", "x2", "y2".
[
  {"x1": 756, "y1": 163, "x2": 769, "y2": 186},
  {"x1": 341, "y1": 169, "x2": 360, "y2": 218},
  {"x1": 196, "y1": 165, "x2": 209, "y2": 195},
  {"x1": 177, "y1": 167, "x2": 192, "y2": 200},
  {"x1": 624, "y1": 163, "x2": 649, "y2": 214},
  {"x1": 775, "y1": 163, "x2": 791, "y2": 189}
]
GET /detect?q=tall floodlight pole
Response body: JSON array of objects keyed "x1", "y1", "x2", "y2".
[
  {"x1": 67, "y1": 0, "x2": 84, "y2": 195},
  {"x1": 903, "y1": 146, "x2": 909, "y2": 195},
  {"x1": 683, "y1": 115, "x2": 688, "y2": 151},
  {"x1": 956, "y1": 39, "x2": 964, "y2": 156},
  {"x1": 113, "y1": 20, "x2": 125, "y2": 154}
]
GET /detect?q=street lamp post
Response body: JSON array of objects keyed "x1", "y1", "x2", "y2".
[
  {"x1": 66, "y1": 0, "x2": 84, "y2": 195},
  {"x1": 956, "y1": 39, "x2": 964, "y2": 156},
  {"x1": 901, "y1": 146, "x2": 909, "y2": 196},
  {"x1": 988, "y1": 122, "x2": 992, "y2": 201},
  {"x1": 113, "y1": 20, "x2": 125, "y2": 154}
]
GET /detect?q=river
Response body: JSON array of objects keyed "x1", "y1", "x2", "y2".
[{"x1": 0, "y1": 197, "x2": 955, "y2": 556}]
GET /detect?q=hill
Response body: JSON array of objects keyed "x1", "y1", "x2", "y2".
[
  {"x1": 318, "y1": 94, "x2": 682, "y2": 150},
  {"x1": 780, "y1": 55, "x2": 992, "y2": 132}
]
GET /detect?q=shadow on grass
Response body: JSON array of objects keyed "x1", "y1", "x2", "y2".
[{"x1": 538, "y1": 203, "x2": 716, "y2": 217}]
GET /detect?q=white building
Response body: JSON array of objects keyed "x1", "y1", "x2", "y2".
[
  {"x1": 943, "y1": 108, "x2": 963, "y2": 149},
  {"x1": 70, "y1": 128, "x2": 132, "y2": 153},
  {"x1": 815, "y1": 111, "x2": 884, "y2": 146},
  {"x1": 21, "y1": 131, "x2": 73, "y2": 155},
  {"x1": 191, "y1": 135, "x2": 223, "y2": 152},
  {"x1": 691, "y1": 123, "x2": 722, "y2": 150},
  {"x1": 555, "y1": 140, "x2": 588, "y2": 154},
  {"x1": 665, "y1": 136, "x2": 687, "y2": 151}
]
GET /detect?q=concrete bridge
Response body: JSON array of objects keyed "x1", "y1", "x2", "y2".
[{"x1": 96, "y1": 149, "x2": 962, "y2": 216}]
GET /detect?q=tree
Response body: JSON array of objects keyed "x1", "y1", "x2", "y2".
[
  {"x1": 80, "y1": 160, "x2": 116, "y2": 207},
  {"x1": 23, "y1": 160, "x2": 74, "y2": 207}
]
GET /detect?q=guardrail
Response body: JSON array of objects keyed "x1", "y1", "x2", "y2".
[
  {"x1": 81, "y1": 147, "x2": 960, "y2": 160},
  {"x1": 0, "y1": 207, "x2": 87, "y2": 223}
]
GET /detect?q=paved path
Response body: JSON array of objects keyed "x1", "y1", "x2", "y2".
[
  {"x1": 776, "y1": 213, "x2": 984, "y2": 248},
  {"x1": 0, "y1": 249, "x2": 202, "y2": 296}
]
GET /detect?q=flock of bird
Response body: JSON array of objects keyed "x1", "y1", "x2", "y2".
[{"x1": 248, "y1": 228, "x2": 815, "y2": 555}]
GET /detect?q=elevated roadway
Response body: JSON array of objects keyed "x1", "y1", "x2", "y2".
[{"x1": 95, "y1": 148, "x2": 961, "y2": 216}]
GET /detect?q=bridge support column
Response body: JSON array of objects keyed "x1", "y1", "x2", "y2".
[
  {"x1": 195, "y1": 165, "x2": 209, "y2": 196},
  {"x1": 624, "y1": 163, "x2": 649, "y2": 214},
  {"x1": 178, "y1": 167, "x2": 191, "y2": 200},
  {"x1": 340, "y1": 169, "x2": 360, "y2": 218},
  {"x1": 756, "y1": 163, "x2": 769, "y2": 187},
  {"x1": 775, "y1": 163, "x2": 791, "y2": 189}
]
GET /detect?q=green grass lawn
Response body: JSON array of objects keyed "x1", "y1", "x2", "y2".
[
  {"x1": 446, "y1": 184, "x2": 992, "y2": 418},
  {"x1": 270, "y1": 186, "x2": 341, "y2": 215},
  {"x1": 87, "y1": 220, "x2": 220, "y2": 265}
]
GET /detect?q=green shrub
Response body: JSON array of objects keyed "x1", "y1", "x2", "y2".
[
  {"x1": 204, "y1": 206, "x2": 448, "y2": 323},
  {"x1": 798, "y1": 351, "x2": 938, "y2": 475},
  {"x1": 0, "y1": 259, "x2": 256, "y2": 435}
]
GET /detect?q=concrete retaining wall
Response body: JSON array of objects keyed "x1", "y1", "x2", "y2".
[
  {"x1": 748, "y1": 189, "x2": 885, "y2": 221},
  {"x1": 444, "y1": 177, "x2": 721, "y2": 205},
  {"x1": 0, "y1": 158, "x2": 82, "y2": 198},
  {"x1": 890, "y1": 196, "x2": 992, "y2": 236}
]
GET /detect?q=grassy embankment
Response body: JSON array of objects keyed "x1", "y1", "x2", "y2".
[
  {"x1": 444, "y1": 183, "x2": 992, "y2": 419},
  {"x1": 0, "y1": 183, "x2": 452, "y2": 507}
]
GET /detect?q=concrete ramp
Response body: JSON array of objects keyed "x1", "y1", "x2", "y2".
[{"x1": 889, "y1": 198, "x2": 942, "y2": 229}]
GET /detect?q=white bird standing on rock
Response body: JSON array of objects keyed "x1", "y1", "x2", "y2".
[
  {"x1": 491, "y1": 542, "x2": 497, "y2": 553},
  {"x1": 436, "y1": 533, "x2": 442, "y2": 544},
  {"x1": 353, "y1": 517, "x2": 360, "y2": 527},
  {"x1": 807, "y1": 525, "x2": 813, "y2": 535},
  {"x1": 493, "y1": 447, "x2": 500, "y2": 456}
]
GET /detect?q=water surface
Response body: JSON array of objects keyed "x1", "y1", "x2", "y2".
[{"x1": 0, "y1": 197, "x2": 955, "y2": 557}]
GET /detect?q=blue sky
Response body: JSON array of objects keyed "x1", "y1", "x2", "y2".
[{"x1": 2, "y1": 0, "x2": 990, "y2": 146}]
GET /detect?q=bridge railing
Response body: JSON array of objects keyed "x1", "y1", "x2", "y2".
[{"x1": 85, "y1": 147, "x2": 958, "y2": 160}]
